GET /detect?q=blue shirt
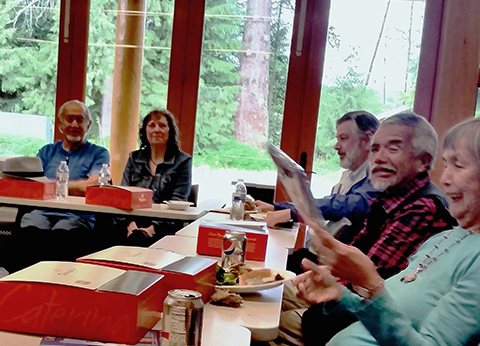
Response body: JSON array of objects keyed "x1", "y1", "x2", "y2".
[
  {"x1": 275, "y1": 175, "x2": 379, "y2": 231},
  {"x1": 38, "y1": 140, "x2": 110, "y2": 180}
]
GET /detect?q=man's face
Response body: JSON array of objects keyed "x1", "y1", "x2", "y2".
[
  {"x1": 334, "y1": 120, "x2": 370, "y2": 171},
  {"x1": 369, "y1": 124, "x2": 426, "y2": 191},
  {"x1": 58, "y1": 103, "x2": 91, "y2": 144}
]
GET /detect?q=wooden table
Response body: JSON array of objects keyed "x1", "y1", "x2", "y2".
[
  {"x1": 150, "y1": 212, "x2": 299, "y2": 341},
  {"x1": 0, "y1": 196, "x2": 225, "y2": 221}
]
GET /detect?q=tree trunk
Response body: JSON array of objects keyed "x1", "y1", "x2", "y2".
[{"x1": 234, "y1": 0, "x2": 272, "y2": 147}]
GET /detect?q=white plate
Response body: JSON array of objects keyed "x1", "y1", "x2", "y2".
[
  {"x1": 215, "y1": 269, "x2": 296, "y2": 294},
  {"x1": 165, "y1": 201, "x2": 193, "y2": 210}
]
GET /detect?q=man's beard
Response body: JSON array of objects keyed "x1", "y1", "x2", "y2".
[
  {"x1": 339, "y1": 146, "x2": 363, "y2": 170},
  {"x1": 65, "y1": 134, "x2": 82, "y2": 143},
  {"x1": 371, "y1": 179, "x2": 390, "y2": 191}
]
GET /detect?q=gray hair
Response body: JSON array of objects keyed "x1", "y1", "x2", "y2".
[
  {"x1": 58, "y1": 100, "x2": 91, "y2": 123},
  {"x1": 443, "y1": 117, "x2": 480, "y2": 172},
  {"x1": 381, "y1": 111, "x2": 438, "y2": 170},
  {"x1": 336, "y1": 110, "x2": 379, "y2": 140}
]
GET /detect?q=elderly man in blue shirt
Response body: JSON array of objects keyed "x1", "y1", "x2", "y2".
[{"x1": 8, "y1": 100, "x2": 109, "y2": 272}]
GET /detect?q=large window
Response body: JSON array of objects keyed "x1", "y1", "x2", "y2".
[
  {"x1": 311, "y1": 0, "x2": 426, "y2": 197},
  {"x1": 0, "y1": 0, "x2": 59, "y2": 156},
  {"x1": 192, "y1": 0, "x2": 295, "y2": 203}
]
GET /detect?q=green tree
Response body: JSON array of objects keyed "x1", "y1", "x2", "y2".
[{"x1": 0, "y1": 0, "x2": 58, "y2": 118}]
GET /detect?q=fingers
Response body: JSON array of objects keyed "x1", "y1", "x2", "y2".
[
  {"x1": 264, "y1": 210, "x2": 290, "y2": 227},
  {"x1": 300, "y1": 258, "x2": 318, "y2": 272},
  {"x1": 254, "y1": 200, "x2": 274, "y2": 212}
]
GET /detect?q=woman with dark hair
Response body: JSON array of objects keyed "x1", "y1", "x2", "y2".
[
  {"x1": 122, "y1": 109, "x2": 192, "y2": 203},
  {"x1": 119, "y1": 109, "x2": 192, "y2": 245}
]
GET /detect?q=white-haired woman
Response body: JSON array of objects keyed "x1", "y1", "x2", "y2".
[{"x1": 295, "y1": 117, "x2": 480, "y2": 345}]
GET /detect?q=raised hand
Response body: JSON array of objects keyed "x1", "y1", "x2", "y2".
[{"x1": 307, "y1": 222, "x2": 382, "y2": 289}]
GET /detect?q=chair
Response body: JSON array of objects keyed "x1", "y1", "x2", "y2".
[{"x1": 188, "y1": 184, "x2": 199, "y2": 207}]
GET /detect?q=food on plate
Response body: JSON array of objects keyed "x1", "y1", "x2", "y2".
[
  {"x1": 210, "y1": 288, "x2": 244, "y2": 308},
  {"x1": 216, "y1": 263, "x2": 252, "y2": 286},
  {"x1": 238, "y1": 268, "x2": 284, "y2": 286},
  {"x1": 216, "y1": 263, "x2": 286, "y2": 287}
]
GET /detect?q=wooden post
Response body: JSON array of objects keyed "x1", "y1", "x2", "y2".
[{"x1": 109, "y1": 0, "x2": 146, "y2": 184}]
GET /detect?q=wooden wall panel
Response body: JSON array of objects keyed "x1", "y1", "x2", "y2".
[{"x1": 414, "y1": 0, "x2": 480, "y2": 184}]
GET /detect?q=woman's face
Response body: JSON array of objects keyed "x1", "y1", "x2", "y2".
[
  {"x1": 146, "y1": 114, "x2": 170, "y2": 147},
  {"x1": 441, "y1": 141, "x2": 480, "y2": 231}
]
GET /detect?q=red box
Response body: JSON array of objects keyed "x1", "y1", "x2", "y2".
[
  {"x1": 197, "y1": 222, "x2": 269, "y2": 261},
  {"x1": 0, "y1": 178, "x2": 55, "y2": 200},
  {"x1": 0, "y1": 261, "x2": 164, "y2": 345},
  {"x1": 77, "y1": 246, "x2": 216, "y2": 305},
  {"x1": 85, "y1": 185, "x2": 153, "y2": 209}
]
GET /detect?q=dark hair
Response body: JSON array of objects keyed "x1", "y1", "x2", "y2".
[
  {"x1": 139, "y1": 109, "x2": 180, "y2": 158},
  {"x1": 336, "y1": 111, "x2": 379, "y2": 138}
]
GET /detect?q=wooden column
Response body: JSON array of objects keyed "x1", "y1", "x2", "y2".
[
  {"x1": 55, "y1": 0, "x2": 90, "y2": 140},
  {"x1": 167, "y1": 0, "x2": 206, "y2": 155},
  {"x1": 414, "y1": 0, "x2": 480, "y2": 184},
  {"x1": 109, "y1": 0, "x2": 146, "y2": 184}
]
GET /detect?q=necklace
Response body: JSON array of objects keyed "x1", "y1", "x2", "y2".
[{"x1": 401, "y1": 229, "x2": 472, "y2": 283}]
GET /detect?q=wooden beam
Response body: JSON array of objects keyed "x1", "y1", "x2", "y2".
[
  {"x1": 55, "y1": 0, "x2": 90, "y2": 141},
  {"x1": 167, "y1": 0, "x2": 206, "y2": 155},
  {"x1": 275, "y1": 0, "x2": 331, "y2": 202},
  {"x1": 109, "y1": 0, "x2": 147, "y2": 184}
]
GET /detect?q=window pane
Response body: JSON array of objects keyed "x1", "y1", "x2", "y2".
[
  {"x1": 0, "y1": 0, "x2": 59, "y2": 156},
  {"x1": 312, "y1": 0, "x2": 426, "y2": 197},
  {"x1": 193, "y1": 0, "x2": 295, "y2": 204},
  {"x1": 85, "y1": 1, "x2": 174, "y2": 149}
]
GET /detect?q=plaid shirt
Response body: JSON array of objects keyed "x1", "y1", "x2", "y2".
[{"x1": 350, "y1": 172, "x2": 456, "y2": 279}]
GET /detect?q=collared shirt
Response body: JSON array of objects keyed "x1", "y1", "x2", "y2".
[
  {"x1": 350, "y1": 171, "x2": 456, "y2": 279},
  {"x1": 332, "y1": 160, "x2": 370, "y2": 195}
]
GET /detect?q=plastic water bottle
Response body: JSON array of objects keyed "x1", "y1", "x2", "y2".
[
  {"x1": 230, "y1": 179, "x2": 247, "y2": 221},
  {"x1": 56, "y1": 160, "x2": 69, "y2": 200},
  {"x1": 98, "y1": 163, "x2": 112, "y2": 186}
]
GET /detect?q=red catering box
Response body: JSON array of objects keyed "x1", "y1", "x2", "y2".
[
  {"x1": 0, "y1": 261, "x2": 164, "y2": 345},
  {"x1": 0, "y1": 178, "x2": 55, "y2": 200},
  {"x1": 85, "y1": 185, "x2": 153, "y2": 209},
  {"x1": 197, "y1": 222, "x2": 269, "y2": 261},
  {"x1": 77, "y1": 246, "x2": 216, "y2": 305}
]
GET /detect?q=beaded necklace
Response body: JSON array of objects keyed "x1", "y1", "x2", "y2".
[{"x1": 401, "y1": 228, "x2": 472, "y2": 283}]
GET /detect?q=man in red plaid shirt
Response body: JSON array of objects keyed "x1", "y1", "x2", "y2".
[{"x1": 275, "y1": 112, "x2": 456, "y2": 346}]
